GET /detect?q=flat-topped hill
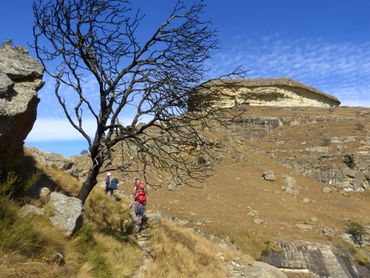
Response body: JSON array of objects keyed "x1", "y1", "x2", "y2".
[{"x1": 189, "y1": 78, "x2": 341, "y2": 110}]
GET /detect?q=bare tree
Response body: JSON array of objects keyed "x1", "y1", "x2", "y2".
[{"x1": 33, "y1": 0, "x2": 243, "y2": 203}]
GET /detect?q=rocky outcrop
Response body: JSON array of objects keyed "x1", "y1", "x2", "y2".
[
  {"x1": 229, "y1": 261, "x2": 288, "y2": 278},
  {"x1": 190, "y1": 78, "x2": 340, "y2": 111},
  {"x1": 27, "y1": 147, "x2": 74, "y2": 170},
  {"x1": 27, "y1": 147, "x2": 85, "y2": 179},
  {"x1": 262, "y1": 241, "x2": 370, "y2": 277},
  {"x1": 48, "y1": 192, "x2": 83, "y2": 237},
  {"x1": 20, "y1": 191, "x2": 83, "y2": 237},
  {"x1": 0, "y1": 42, "x2": 44, "y2": 169},
  {"x1": 231, "y1": 117, "x2": 283, "y2": 140}
]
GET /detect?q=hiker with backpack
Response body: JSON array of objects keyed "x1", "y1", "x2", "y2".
[
  {"x1": 104, "y1": 172, "x2": 111, "y2": 194},
  {"x1": 134, "y1": 182, "x2": 147, "y2": 231},
  {"x1": 107, "y1": 177, "x2": 119, "y2": 198}
]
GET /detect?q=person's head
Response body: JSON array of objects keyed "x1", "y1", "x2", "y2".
[
  {"x1": 139, "y1": 182, "x2": 145, "y2": 190},
  {"x1": 107, "y1": 172, "x2": 111, "y2": 176},
  {"x1": 135, "y1": 178, "x2": 140, "y2": 185}
]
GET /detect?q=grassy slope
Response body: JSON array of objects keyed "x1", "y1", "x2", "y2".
[
  {"x1": 0, "y1": 165, "x2": 142, "y2": 278},
  {"x1": 6, "y1": 106, "x2": 367, "y2": 276},
  {"x1": 140, "y1": 107, "x2": 370, "y2": 259},
  {"x1": 1, "y1": 162, "x2": 238, "y2": 278}
]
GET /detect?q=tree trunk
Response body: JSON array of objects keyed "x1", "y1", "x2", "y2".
[{"x1": 78, "y1": 162, "x2": 102, "y2": 204}]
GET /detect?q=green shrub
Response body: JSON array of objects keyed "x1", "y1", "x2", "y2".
[
  {"x1": 343, "y1": 154, "x2": 356, "y2": 169},
  {"x1": 0, "y1": 170, "x2": 40, "y2": 199},
  {"x1": 345, "y1": 221, "x2": 367, "y2": 247},
  {"x1": 261, "y1": 241, "x2": 271, "y2": 257},
  {"x1": 77, "y1": 223, "x2": 95, "y2": 249}
]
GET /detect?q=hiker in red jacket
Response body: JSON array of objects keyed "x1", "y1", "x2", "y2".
[{"x1": 134, "y1": 182, "x2": 147, "y2": 231}]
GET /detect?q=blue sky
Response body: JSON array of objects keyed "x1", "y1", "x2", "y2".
[{"x1": 1, "y1": 0, "x2": 369, "y2": 155}]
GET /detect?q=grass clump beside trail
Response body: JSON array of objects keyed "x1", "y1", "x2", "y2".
[
  {"x1": 0, "y1": 195, "x2": 77, "y2": 277},
  {"x1": 85, "y1": 189, "x2": 135, "y2": 238},
  {"x1": 0, "y1": 197, "x2": 45, "y2": 257},
  {"x1": 76, "y1": 223, "x2": 142, "y2": 278},
  {"x1": 0, "y1": 170, "x2": 80, "y2": 277},
  {"x1": 0, "y1": 170, "x2": 49, "y2": 258},
  {"x1": 76, "y1": 224, "x2": 113, "y2": 278},
  {"x1": 144, "y1": 219, "x2": 251, "y2": 278}
]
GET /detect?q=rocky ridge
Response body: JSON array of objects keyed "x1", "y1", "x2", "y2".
[{"x1": 0, "y1": 42, "x2": 44, "y2": 169}]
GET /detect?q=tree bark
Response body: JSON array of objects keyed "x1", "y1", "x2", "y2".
[{"x1": 78, "y1": 160, "x2": 102, "y2": 204}]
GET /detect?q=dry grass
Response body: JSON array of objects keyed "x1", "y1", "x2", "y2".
[
  {"x1": 0, "y1": 197, "x2": 82, "y2": 278},
  {"x1": 342, "y1": 241, "x2": 370, "y2": 267},
  {"x1": 144, "y1": 219, "x2": 250, "y2": 278},
  {"x1": 74, "y1": 222, "x2": 142, "y2": 278},
  {"x1": 234, "y1": 231, "x2": 270, "y2": 260},
  {"x1": 41, "y1": 166, "x2": 81, "y2": 196},
  {"x1": 85, "y1": 188, "x2": 135, "y2": 237},
  {"x1": 24, "y1": 148, "x2": 81, "y2": 196},
  {"x1": 0, "y1": 169, "x2": 141, "y2": 278},
  {"x1": 94, "y1": 233, "x2": 142, "y2": 277}
]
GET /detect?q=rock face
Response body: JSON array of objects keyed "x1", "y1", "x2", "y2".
[
  {"x1": 235, "y1": 261, "x2": 288, "y2": 278},
  {"x1": 189, "y1": 78, "x2": 340, "y2": 111},
  {"x1": 0, "y1": 42, "x2": 44, "y2": 169},
  {"x1": 27, "y1": 147, "x2": 74, "y2": 170},
  {"x1": 48, "y1": 192, "x2": 83, "y2": 237},
  {"x1": 262, "y1": 241, "x2": 370, "y2": 277}
]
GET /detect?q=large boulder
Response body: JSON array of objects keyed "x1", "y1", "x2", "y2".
[
  {"x1": 0, "y1": 42, "x2": 44, "y2": 169},
  {"x1": 262, "y1": 241, "x2": 370, "y2": 277},
  {"x1": 48, "y1": 192, "x2": 83, "y2": 237}
]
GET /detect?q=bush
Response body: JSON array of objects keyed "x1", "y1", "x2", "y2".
[
  {"x1": 261, "y1": 241, "x2": 271, "y2": 257},
  {"x1": 343, "y1": 154, "x2": 356, "y2": 169},
  {"x1": 0, "y1": 170, "x2": 40, "y2": 199},
  {"x1": 345, "y1": 221, "x2": 367, "y2": 247}
]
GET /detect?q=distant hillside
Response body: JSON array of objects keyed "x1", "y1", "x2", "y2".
[{"x1": 71, "y1": 105, "x2": 370, "y2": 277}]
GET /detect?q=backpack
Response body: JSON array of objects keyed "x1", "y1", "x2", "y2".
[
  {"x1": 109, "y1": 178, "x2": 118, "y2": 190},
  {"x1": 136, "y1": 190, "x2": 146, "y2": 204}
]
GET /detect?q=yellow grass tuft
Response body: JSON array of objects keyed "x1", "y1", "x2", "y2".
[
  {"x1": 42, "y1": 166, "x2": 81, "y2": 196},
  {"x1": 85, "y1": 189, "x2": 135, "y2": 237},
  {"x1": 144, "y1": 219, "x2": 251, "y2": 277}
]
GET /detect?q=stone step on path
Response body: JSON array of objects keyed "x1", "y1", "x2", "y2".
[
  {"x1": 132, "y1": 213, "x2": 162, "y2": 278},
  {"x1": 132, "y1": 228, "x2": 153, "y2": 278}
]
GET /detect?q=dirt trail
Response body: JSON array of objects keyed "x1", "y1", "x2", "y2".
[{"x1": 132, "y1": 227, "x2": 153, "y2": 278}]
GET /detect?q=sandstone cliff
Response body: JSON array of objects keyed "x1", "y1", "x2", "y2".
[
  {"x1": 189, "y1": 78, "x2": 340, "y2": 110},
  {"x1": 0, "y1": 42, "x2": 44, "y2": 169}
]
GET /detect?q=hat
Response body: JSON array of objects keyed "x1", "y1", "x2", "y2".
[{"x1": 107, "y1": 172, "x2": 111, "y2": 176}]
